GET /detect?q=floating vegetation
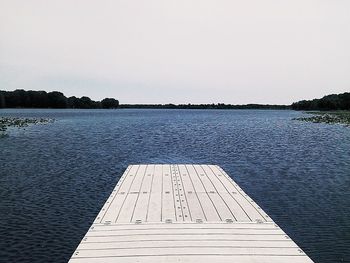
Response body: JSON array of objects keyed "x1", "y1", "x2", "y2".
[
  {"x1": 0, "y1": 117, "x2": 55, "y2": 136},
  {"x1": 293, "y1": 111, "x2": 350, "y2": 126}
]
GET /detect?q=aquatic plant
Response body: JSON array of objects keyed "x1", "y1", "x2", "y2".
[
  {"x1": 0, "y1": 117, "x2": 55, "y2": 136},
  {"x1": 293, "y1": 111, "x2": 350, "y2": 126}
]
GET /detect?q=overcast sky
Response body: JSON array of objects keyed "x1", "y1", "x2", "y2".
[{"x1": 0, "y1": 0, "x2": 349, "y2": 104}]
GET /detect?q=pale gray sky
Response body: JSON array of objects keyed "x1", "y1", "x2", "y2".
[{"x1": 0, "y1": 0, "x2": 349, "y2": 104}]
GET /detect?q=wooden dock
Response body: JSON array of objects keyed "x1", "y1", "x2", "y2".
[{"x1": 69, "y1": 164, "x2": 314, "y2": 262}]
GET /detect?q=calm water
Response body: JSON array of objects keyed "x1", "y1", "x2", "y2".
[{"x1": 0, "y1": 109, "x2": 349, "y2": 263}]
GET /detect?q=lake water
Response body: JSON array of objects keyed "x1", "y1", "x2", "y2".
[{"x1": 0, "y1": 109, "x2": 349, "y2": 263}]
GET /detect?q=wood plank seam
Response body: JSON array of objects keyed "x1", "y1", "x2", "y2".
[
  {"x1": 177, "y1": 165, "x2": 193, "y2": 221},
  {"x1": 184, "y1": 165, "x2": 208, "y2": 221},
  {"x1": 214, "y1": 165, "x2": 268, "y2": 221},
  {"x1": 145, "y1": 165, "x2": 155, "y2": 222},
  {"x1": 192, "y1": 164, "x2": 222, "y2": 220},
  {"x1": 114, "y1": 165, "x2": 140, "y2": 223},
  {"x1": 208, "y1": 165, "x2": 253, "y2": 221},
  {"x1": 200, "y1": 164, "x2": 238, "y2": 221},
  {"x1": 99, "y1": 165, "x2": 132, "y2": 223}
]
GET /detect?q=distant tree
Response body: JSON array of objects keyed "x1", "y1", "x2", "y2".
[
  {"x1": 7, "y1": 89, "x2": 26, "y2": 107},
  {"x1": 79, "y1": 96, "x2": 94, "y2": 109},
  {"x1": 28, "y1": 90, "x2": 49, "y2": 108},
  {"x1": 101, "y1": 98, "x2": 119, "y2": 109},
  {"x1": 0, "y1": 89, "x2": 120, "y2": 109},
  {"x1": 0, "y1": 91, "x2": 5, "y2": 108},
  {"x1": 339, "y1": 93, "x2": 350, "y2": 110},
  {"x1": 48, "y1": 91, "x2": 67, "y2": 108},
  {"x1": 92, "y1": 100, "x2": 102, "y2": 109},
  {"x1": 292, "y1": 92, "x2": 350, "y2": 111},
  {"x1": 67, "y1": 96, "x2": 79, "y2": 108}
]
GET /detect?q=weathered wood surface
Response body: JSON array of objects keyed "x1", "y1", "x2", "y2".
[{"x1": 69, "y1": 164, "x2": 313, "y2": 262}]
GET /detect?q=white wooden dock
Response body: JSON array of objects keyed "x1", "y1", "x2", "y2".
[{"x1": 69, "y1": 164, "x2": 314, "y2": 262}]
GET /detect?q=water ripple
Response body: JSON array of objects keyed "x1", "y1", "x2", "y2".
[{"x1": 0, "y1": 109, "x2": 349, "y2": 263}]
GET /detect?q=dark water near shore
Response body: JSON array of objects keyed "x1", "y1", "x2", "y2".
[{"x1": 0, "y1": 109, "x2": 349, "y2": 263}]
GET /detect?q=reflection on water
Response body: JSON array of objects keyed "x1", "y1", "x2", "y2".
[{"x1": 0, "y1": 109, "x2": 349, "y2": 262}]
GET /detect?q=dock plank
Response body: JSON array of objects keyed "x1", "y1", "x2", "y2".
[
  {"x1": 201, "y1": 165, "x2": 251, "y2": 221},
  {"x1": 79, "y1": 240, "x2": 298, "y2": 250},
  {"x1": 131, "y1": 164, "x2": 154, "y2": 222},
  {"x1": 74, "y1": 247, "x2": 307, "y2": 258},
  {"x1": 95, "y1": 165, "x2": 135, "y2": 224},
  {"x1": 194, "y1": 165, "x2": 235, "y2": 221},
  {"x1": 186, "y1": 165, "x2": 221, "y2": 221},
  {"x1": 70, "y1": 256, "x2": 313, "y2": 263},
  {"x1": 161, "y1": 165, "x2": 176, "y2": 222},
  {"x1": 146, "y1": 165, "x2": 163, "y2": 222},
  {"x1": 178, "y1": 165, "x2": 205, "y2": 221},
  {"x1": 211, "y1": 165, "x2": 269, "y2": 222},
  {"x1": 117, "y1": 165, "x2": 147, "y2": 223}
]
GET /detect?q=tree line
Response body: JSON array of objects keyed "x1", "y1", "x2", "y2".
[
  {"x1": 291, "y1": 92, "x2": 350, "y2": 111},
  {"x1": 120, "y1": 103, "x2": 290, "y2": 110},
  {"x1": 1, "y1": 89, "x2": 348, "y2": 111},
  {"x1": 0, "y1": 90, "x2": 119, "y2": 109}
]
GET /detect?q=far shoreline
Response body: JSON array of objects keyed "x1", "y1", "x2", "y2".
[{"x1": 0, "y1": 106, "x2": 292, "y2": 110}]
